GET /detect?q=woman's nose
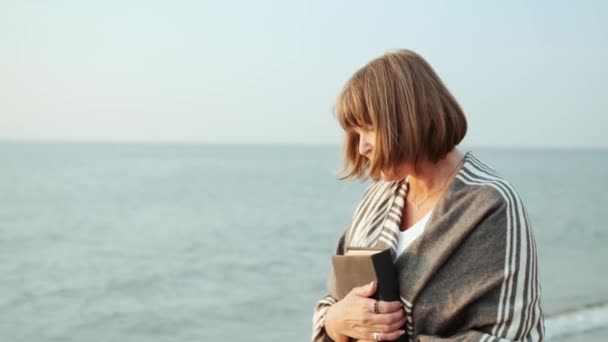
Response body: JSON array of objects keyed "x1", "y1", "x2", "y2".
[{"x1": 358, "y1": 138, "x2": 371, "y2": 157}]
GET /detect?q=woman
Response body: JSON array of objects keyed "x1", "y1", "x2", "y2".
[{"x1": 312, "y1": 50, "x2": 544, "y2": 342}]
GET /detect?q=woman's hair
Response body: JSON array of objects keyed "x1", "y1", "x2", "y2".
[{"x1": 335, "y1": 49, "x2": 467, "y2": 181}]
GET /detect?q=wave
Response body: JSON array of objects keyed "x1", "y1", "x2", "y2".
[{"x1": 546, "y1": 302, "x2": 608, "y2": 340}]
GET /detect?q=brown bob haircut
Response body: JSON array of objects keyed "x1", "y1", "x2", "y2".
[{"x1": 335, "y1": 49, "x2": 467, "y2": 181}]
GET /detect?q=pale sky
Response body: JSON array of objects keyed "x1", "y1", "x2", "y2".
[{"x1": 1, "y1": 0, "x2": 607, "y2": 148}]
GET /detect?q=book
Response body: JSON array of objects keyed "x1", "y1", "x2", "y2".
[
  {"x1": 330, "y1": 247, "x2": 401, "y2": 302},
  {"x1": 330, "y1": 247, "x2": 407, "y2": 341}
]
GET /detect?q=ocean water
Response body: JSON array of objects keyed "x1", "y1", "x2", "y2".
[{"x1": 1, "y1": 142, "x2": 607, "y2": 341}]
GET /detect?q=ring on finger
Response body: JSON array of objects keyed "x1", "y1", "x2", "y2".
[
  {"x1": 372, "y1": 331, "x2": 382, "y2": 341},
  {"x1": 373, "y1": 300, "x2": 380, "y2": 314}
]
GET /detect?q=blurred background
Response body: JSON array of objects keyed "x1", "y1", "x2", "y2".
[{"x1": 1, "y1": 1, "x2": 607, "y2": 341}]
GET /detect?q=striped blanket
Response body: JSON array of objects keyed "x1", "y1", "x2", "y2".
[{"x1": 312, "y1": 152, "x2": 544, "y2": 341}]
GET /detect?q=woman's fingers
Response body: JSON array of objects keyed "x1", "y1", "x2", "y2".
[
  {"x1": 354, "y1": 298, "x2": 403, "y2": 326},
  {"x1": 377, "y1": 329, "x2": 407, "y2": 341},
  {"x1": 351, "y1": 281, "x2": 378, "y2": 298},
  {"x1": 375, "y1": 300, "x2": 404, "y2": 314},
  {"x1": 369, "y1": 307, "x2": 405, "y2": 324},
  {"x1": 348, "y1": 308, "x2": 406, "y2": 341},
  {"x1": 333, "y1": 292, "x2": 406, "y2": 341},
  {"x1": 361, "y1": 298, "x2": 403, "y2": 314},
  {"x1": 371, "y1": 316, "x2": 407, "y2": 332},
  {"x1": 356, "y1": 328, "x2": 407, "y2": 342}
]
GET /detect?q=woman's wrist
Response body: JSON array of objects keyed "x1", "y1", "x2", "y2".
[{"x1": 324, "y1": 304, "x2": 349, "y2": 342}]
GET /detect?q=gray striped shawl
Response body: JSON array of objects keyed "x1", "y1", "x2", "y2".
[{"x1": 312, "y1": 152, "x2": 545, "y2": 342}]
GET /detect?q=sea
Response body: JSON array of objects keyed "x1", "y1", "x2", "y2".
[{"x1": 1, "y1": 142, "x2": 607, "y2": 341}]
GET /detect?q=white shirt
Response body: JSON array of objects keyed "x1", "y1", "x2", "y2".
[{"x1": 396, "y1": 210, "x2": 433, "y2": 256}]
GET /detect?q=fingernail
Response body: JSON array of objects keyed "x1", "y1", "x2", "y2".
[{"x1": 399, "y1": 330, "x2": 406, "y2": 335}]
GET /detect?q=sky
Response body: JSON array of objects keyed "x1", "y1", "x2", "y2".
[{"x1": 1, "y1": 0, "x2": 607, "y2": 148}]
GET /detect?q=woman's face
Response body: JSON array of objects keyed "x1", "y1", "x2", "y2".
[
  {"x1": 353, "y1": 126, "x2": 409, "y2": 181},
  {"x1": 354, "y1": 126, "x2": 375, "y2": 160}
]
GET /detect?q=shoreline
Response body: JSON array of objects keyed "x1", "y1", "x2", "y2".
[{"x1": 545, "y1": 302, "x2": 608, "y2": 340}]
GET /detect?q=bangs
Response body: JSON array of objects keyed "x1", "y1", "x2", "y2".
[{"x1": 334, "y1": 74, "x2": 373, "y2": 131}]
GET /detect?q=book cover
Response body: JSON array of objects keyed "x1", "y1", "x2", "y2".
[{"x1": 330, "y1": 247, "x2": 401, "y2": 301}]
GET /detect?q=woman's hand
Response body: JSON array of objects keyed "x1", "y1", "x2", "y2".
[{"x1": 324, "y1": 281, "x2": 407, "y2": 341}]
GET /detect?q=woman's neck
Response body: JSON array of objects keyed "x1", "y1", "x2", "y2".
[{"x1": 407, "y1": 149, "x2": 465, "y2": 200}]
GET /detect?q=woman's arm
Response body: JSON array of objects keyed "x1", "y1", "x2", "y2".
[
  {"x1": 412, "y1": 191, "x2": 545, "y2": 341},
  {"x1": 312, "y1": 294, "x2": 343, "y2": 342}
]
